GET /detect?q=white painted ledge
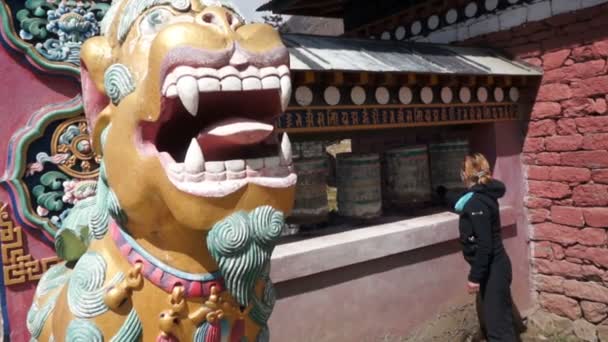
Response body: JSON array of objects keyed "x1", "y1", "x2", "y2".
[{"x1": 270, "y1": 206, "x2": 516, "y2": 283}]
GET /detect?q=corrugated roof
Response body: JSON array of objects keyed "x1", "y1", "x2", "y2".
[{"x1": 282, "y1": 34, "x2": 542, "y2": 77}]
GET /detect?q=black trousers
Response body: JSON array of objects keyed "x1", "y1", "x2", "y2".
[{"x1": 474, "y1": 254, "x2": 521, "y2": 342}]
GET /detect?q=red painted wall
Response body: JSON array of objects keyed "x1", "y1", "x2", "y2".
[
  {"x1": 463, "y1": 3, "x2": 608, "y2": 326},
  {"x1": 0, "y1": 44, "x2": 80, "y2": 341}
]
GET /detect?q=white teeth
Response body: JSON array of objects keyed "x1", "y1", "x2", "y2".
[
  {"x1": 169, "y1": 163, "x2": 184, "y2": 173},
  {"x1": 198, "y1": 78, "x2": 221, "y2": 92},
  {"x1": 221, "y1": 76, "x2": 242, "y2": 91},
  {"x1": 280, "y1": 76, "x2": 292, "y2": 112},
  {"x1": 219, "y1": 66, "x2": 239, "y2": 79},
  {"x1": 196, "y1": 68, "x2": 219, "y2": 79},
  {"x1": 177, "y1": 76, "x2": 199, "y2": 116},
  {"x1": 246, "y1": 158, "x2": 264, "y2": 170},
  {"x1": 260, "y1": 67, "x2": 277, "y2": 78},
  {"x1": 205, "y1": 161, "x2": 225, "y2": 173},
  {"x1": 279, "y1": 133, "x2": 292, "y2": 166},
  {"x1": 243, "y1": 78, "x2": 262, "y2": 91},
  {"x1": 166, "y1": 85, "x2": 178, "y2": 98},
  {"x1": 264, "y1": 156, "x2": 280, "y2": 168},
  {"x1": 184, "y1": 139, "x2": 205, "y2": 173},
  {"x1": 241, "y1": 66, "x2": 260, "y2": 79},
  {"x1": 225, "y1": 160, "x2": 246, "y2": 172},
  {"x1": 262, "y1": 76, "x2": 280, "y2": 90},
  {"x1": 278, "y1": 65, "x2": 290, "y2": 77}
]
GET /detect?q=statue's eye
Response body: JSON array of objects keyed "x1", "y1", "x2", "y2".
[{"x1": 140, "y1": 8, "x2": 173, "y2": 35}]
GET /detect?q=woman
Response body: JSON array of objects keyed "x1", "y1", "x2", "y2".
[{"x1": 438, "y1": 153, "x2": 522, "y2": 341}]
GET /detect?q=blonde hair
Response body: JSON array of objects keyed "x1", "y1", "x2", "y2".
[{"x1": 462, "y1": 153, "x2": 492, "y2": 185}]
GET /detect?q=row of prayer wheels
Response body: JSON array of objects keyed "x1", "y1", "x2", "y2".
[{"x1": 288, "y1": 140, "x2": 470, "y2": 224}]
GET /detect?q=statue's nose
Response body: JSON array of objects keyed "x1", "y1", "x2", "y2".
[{"x1": 195, "y1": 6, "x2": 241, "y2": 35}]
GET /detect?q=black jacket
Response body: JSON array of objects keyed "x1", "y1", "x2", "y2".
[{"x1": 439, "y1": 180, "x2": 507, "y2": 283}]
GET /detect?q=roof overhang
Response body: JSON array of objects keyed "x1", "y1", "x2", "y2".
[{"x1": 282, "y1": 33, "x2": 542, "y2": 77}]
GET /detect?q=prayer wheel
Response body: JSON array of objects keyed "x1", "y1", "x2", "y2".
[
  {"x1": 383, "y1": 146, "x2": 431, "y2": 208},
  {"x1": 336, "y1": 153, "x2": 382, "y2": 219},
  {"x1": 429, "y1": 140, "x2": 470, "y2": 191},
  {"x1": 291, "y1": 158, "x2": 329, "y2": 223}
]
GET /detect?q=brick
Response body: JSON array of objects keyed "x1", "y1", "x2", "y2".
[
  {"x1": 583, "y1": 133, "x2": 608, "y2": 150},
  {"x1": 543, "y1": 49, "x2": 572, "y2": 70},
  {"x1": 531, "y1": 102, "x2": 562, "y2": 119},
  {"x1": 537, "y1": 152, "x2": 562, "y2": 166},
  {"x1": 566, "y1": 245, "x2": 608, "y2": 268},
  {"x1": 565, "y1": 59, "x2": 575, "y2": 66},
  {"x1": 563, "y1": 98, "x2": 597, "y2": 117},
  {"x1": 572, "y1": 45, "x2": 600, "y2": 62},
  {"x1": 573, "y1": 184, "x2": 608, "y2": 206},
  {"x1": 550, "y1": 167, "x2": 591, "y2": 183},
  {"x1": 537, "y1": 83, "x2": 573, "y2": 101},
  {"x1": 557, "y1": 119, "x2": 578, "y2": 135},
  {"x1": 539, "y1": 292, "x2": 582, "y2": 320},
  {"x1": 545, "y1": 135, "x2": 583, "y2": 152},
  {"x1": 535, "y1": 274, "x2": 565, "y2": 293},
  {"x1": 535, "y1": 258, "x2": 583, "y2": 277},
  {"x1": 593, "y1": 40, "x2": 608, "y2": 57},
  {"x1": 530, "y1": 209, "x2": 550, "y2": 223},
  {"x1": 528, "y1": 166, "x2": 551, "y2": 180},
  {"x1": 562, "y1": 151, "x2": 608, "y2": 169},
  {"x1": 528, "y1": 120, "x2": 557, "y2": 137},
  {"x1": 582, "y1": 264, "x2": 605, "y2": 279},
  {"x1": 592, "y1": 170, "x2": 608, "y2": 184},
  {"x1": 529, "y1": 181, "x2": 571, "y2": 199},
  {"x1": 552, "y1": 206, "x2": 585, "y2": 227},
  {"x1": 534, "y1": 241, "x2": 555, "y2": 258},
  {"x1": 524, "y1": 137, "x2": 545, "y2": 153},
  {"x1": 532, "y1": 222, "x2": 580, "y2": 245},
  {"x1": 576, "y1": 116, "x2": 608, "y2": 133},
  {"x1": 572, "y1": 76, "x2": 608, "y2": 97},
  {"x1": 583, "y1": 208, "x2": 608, "y2": 228},
  {"x1": 525, "y1": 196, "x2": 553, "y2": 209},
  {"x1": 578, "y1": 228, "x2": 607, "y2": 246},
  {"x1": 564, "y1": 280, "x2": 608, "y2": 304},
  {"x1": 581, "y1": 301, "x2": 608, "y2": 324},
  {"x1": 544, "y1": 60, "x2": 606, "y2": 84}
]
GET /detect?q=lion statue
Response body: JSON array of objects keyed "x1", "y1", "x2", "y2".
[{"x1": 26, "y1": 0, "x2": 295, "y2": 341}]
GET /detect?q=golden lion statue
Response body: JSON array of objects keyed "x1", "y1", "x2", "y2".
[{"x1": 27, "y1": 1, "x2": 295, "y2": 341}]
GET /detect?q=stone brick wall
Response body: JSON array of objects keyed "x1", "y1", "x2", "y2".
[{"x1": 463, "y1": 3, "x2": 608, "y2": 328}]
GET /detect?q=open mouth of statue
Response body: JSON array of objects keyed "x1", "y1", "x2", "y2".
[{"x1": 139, "y1": 64, "x2": 296, "y2": 198}]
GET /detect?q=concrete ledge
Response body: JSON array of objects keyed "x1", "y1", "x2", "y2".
[{"x1": 270, "y1": 206, "x2": 516, "y2": 283}]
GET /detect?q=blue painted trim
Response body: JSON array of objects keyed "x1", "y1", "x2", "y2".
[
  {"x1": 116, "y1": 226, "x2": 221, "y2": 282},
  {"x1": 0, "y1": 234, "x2": 11, "y2": 342}
]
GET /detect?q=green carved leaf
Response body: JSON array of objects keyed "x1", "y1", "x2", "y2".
[
  {"x1": 36, "y1": 191, "x2": 64, "y2": 212},
  {"x1": 40, "y1": 171, "x2": 70, "y2": 191}
]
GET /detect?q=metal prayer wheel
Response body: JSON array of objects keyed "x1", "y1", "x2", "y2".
[
  {"x1": 383, "y1": 145, "x2": 431, "y2": 209},
  {"x1": 336, "y1": 153, "x2": 382, "y2": 219},
  {"x1": 290, "y1": 158, "x2": 329, "y2": 223},
  {"x1": 429, "y1": 140, "x2": 470, "y2": 191}
]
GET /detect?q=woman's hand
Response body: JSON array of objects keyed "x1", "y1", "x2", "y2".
[{"x1": 467, "y1": 281, "x2": 480, "y2": 294}]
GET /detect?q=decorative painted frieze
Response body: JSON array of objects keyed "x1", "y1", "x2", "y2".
[{"x1": 357, "y1": 0, "x2": 608, "y2": 44}]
